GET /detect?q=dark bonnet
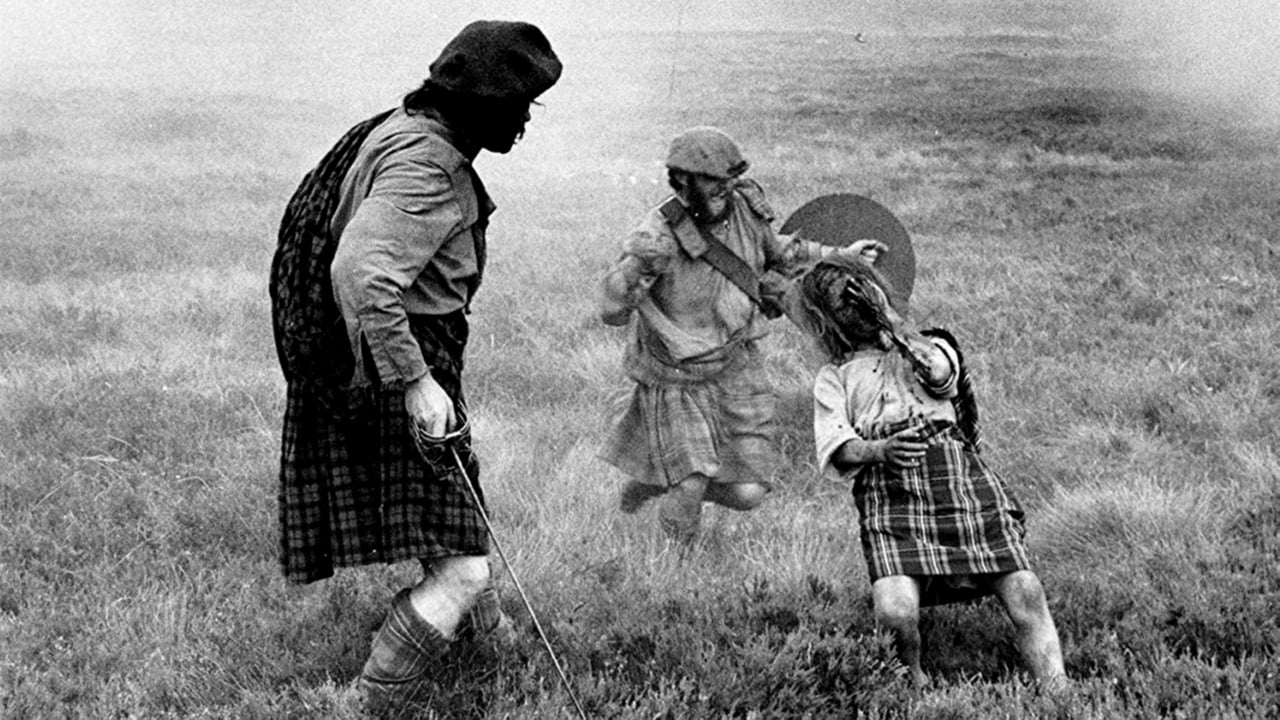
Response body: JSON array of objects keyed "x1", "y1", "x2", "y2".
[{"x1": 428, "y1": 20, "x2": 563, "y2": 101}]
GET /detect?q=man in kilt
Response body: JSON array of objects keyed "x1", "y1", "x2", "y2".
[
  {"x1": 599, "y1": 127, "x2": 878, "y2": 543},
  {"x1": 795, "y1": 255, "x2": 1066, "y2": 688},
  {"x1": 270, "y1": 20, "x2": 561, "y2": 711}
]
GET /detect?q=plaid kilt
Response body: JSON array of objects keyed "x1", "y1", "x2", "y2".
[
  {"x1": 278, "y1": 312, "x2": 487, "y2": 584},
  {"x1": 854, "y1": 419, "x2": 1029, "y2": 604},
  {"x1": 601, "y1": 343, "x2": 776, "y2": 488}
]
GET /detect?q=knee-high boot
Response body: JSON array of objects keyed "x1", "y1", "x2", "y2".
[
  {"x1": 358, "y1": 588, "x2": 451, "y2": 712},
  {"x1": 458, "y1": 583, "x2": 516, "y2": 645}
]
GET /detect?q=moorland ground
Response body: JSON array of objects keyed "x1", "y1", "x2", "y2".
[{"x1": 2, "y1": 12, "x2": 1279, "y2": 720}]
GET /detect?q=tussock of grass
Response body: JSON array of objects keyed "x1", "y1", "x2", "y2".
[{"x1": 1037, "y1": 474, "x2": 1232, "y2": 567}]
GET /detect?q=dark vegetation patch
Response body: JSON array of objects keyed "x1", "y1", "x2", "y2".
[
  {"x1": 954, "y1": 50, "x2": 1021, "y2": 62},
  {"x1": 109, "y1": 106, "x2": 273, "y2": 159},
  {"x1": 406, "y1": 574, "x2": 917, "y2": 718},
  {"x1": 116, "y1": 109, "x2": 231, "y2": 144},
  {"x1": 0, "y1": 128, "x2": 61, "y2": 160},
  {"x1": 0, "y1": 219, "x2": 258, "y2": 282},
  {"x1": 862, "y1": 86, "x2": 1241, "y2": 161},
  {"x1": 354, "y1": 553, "x2": 1280, "y2": 717}
]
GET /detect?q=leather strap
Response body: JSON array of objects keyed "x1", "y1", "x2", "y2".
[{"x1": 659, "y1": 197, "x2": 777, "y2": 315}]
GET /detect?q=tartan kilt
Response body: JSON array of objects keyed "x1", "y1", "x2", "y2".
[
  {"x1": 853, "y1": 419, "x2": 1029, "y2": 603},
  {"x1": 277, "y1": 312, "x2": 488, "y2": 584},
  {"x1": 600, "y1": 344, "x2": 776, "y2": 488}
]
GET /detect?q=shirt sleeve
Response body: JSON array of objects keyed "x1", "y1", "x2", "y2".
[
  {"x1": 599, "y1": 214, "x2": 677, "y2": 322},
  {"x1": 762, "y1": 228, "x2": 799, "y2": 275},
  {"x1": 813, "y1": 364, "x2": 862, "y2": 481},
  {"x1": 918, "y1": 336, "x2": 961, "y2": 399},
  {"x1": 621, "y1": 215, "x2": 678, "y2": 272},
  {"x1": 331, "y1": 157, "x2": 462, "y2": 384}
]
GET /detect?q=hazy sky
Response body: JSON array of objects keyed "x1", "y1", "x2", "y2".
[
  {"x1": 1114, "y1": 0, "x2": 1280, "y2": 117},
  {"x1": 2, "y1": 1, "x2": 1278, "y2": 117}
]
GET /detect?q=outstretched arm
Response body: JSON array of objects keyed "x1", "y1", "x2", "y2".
[
  {"x1": 767, "y1": 237, "x2": 890, "y2": 329},
  {"x1": 773, "y1": 234, "x2": 887, "y2": 271}
]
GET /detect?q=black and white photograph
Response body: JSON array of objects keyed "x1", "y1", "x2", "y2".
[{"x1": 2, "y1": 1, "x2": 1277, "y2": 717}]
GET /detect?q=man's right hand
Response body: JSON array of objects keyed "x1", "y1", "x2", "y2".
[
  {"x1": 627, "y1": 268, "x2": 658, "y2": 305},
  {"x1": 840, "y1": 238, "x2": 888, "y2": 264},
  {"x1": 405, "y1": 372, "x2": 456, "y2": 437},
  {"x1": 879, "y1": 428, "x2": 927, "y2": 470}
]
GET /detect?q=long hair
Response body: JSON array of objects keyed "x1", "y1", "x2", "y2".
[
  {"x1": 796, "y1": 255, "x2": 900, "y2": 363},
  {"x1": 403, "y1": 80, "x2": 530, "y2": 129},
  {"x1": 402, "y1": 80, "x2": 444, "y2": 116}
]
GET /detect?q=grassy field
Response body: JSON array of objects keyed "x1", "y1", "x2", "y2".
[{"x1": 2, "y1": 9, "x2": 1279, "y2": 720}]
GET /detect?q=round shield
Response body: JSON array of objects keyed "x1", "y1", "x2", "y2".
[{"x1": 780, "y1": 193, "x2": 915, "y2": 312}]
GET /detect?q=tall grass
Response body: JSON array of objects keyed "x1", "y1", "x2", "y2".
[{"x1": 2, "y1": 20, "x2": 1278, "y2": 720}]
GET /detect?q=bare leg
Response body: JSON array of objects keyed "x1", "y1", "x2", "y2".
[
  {"x1": 701, "y1": 476, "x2": 768, "y2": 509},
  {"x1": 703, "y1": 480, "x2": 770, "y2": 511},
  {"x1": 358, "y1": 555, "x2": 491, "y2": 712},
  {"x1": 409, "y1": 554, "x2": 492, "y2": 639},
  {"x1": 658, "y1": 473, "x2": 709, "y2": 543},
  {"x1": 449, "y1": 557, "x2": 516, "y2": 645},
  {"x1": 992, "y1": 570, "x2": 1067, "y2": 689},
  {"x1": 618, "y1": 479, "x2": 665, "y2": 514},
  {"x1": 872, "y1": 575, "x2": 928, "y2": 687}
]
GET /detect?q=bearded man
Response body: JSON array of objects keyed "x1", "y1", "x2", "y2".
[
  {"x1": 272, "y1": 20, "x2": 561, "y2": 712},
  {"x1": 599, "y1": 127, "x2": 878, "y2": 543}
]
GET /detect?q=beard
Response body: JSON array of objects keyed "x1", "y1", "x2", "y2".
[
  {"x1": 457, "y1": 98, "x2": 530, "y2": 154},
  {"x1": 478, "y1": 118, "x2": 527, "y2": 154},
  {"x1": 687, "y1": 181, "x2": 731, "y2": 223}
]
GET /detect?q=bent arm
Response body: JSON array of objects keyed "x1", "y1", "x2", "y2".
[
  {"x1": 769, "y1": 233, "x2": 888, "y2": 275},
  {"x1": 598, "y1": 224, "x2": 675, "y2": 326},
  {"x1": 813, "y1": 365, "x2": 880, "y2": 479},
  {"x1": 829, "y1": 436, "x2": 885, "y2": 474},
  {"x1": 331, "y1": 159, "x2": 460, "y2": 384},
  {"x1": 600, "y1": 255, "x2": 655, "y2": 326},
  {"x1": 903, "y1": 333, "x2": 960, "y2": 398}
]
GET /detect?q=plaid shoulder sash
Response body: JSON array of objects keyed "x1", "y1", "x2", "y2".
[{"x1": 270, "y1": 109, "x2": 395, "y2": 385}]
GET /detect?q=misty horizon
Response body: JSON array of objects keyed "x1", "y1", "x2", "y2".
[{"x1": 2, "y1": 1, "x2": 1278, "y2": 122}]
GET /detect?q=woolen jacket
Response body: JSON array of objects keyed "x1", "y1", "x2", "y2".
[{"x1": 329, "y1": 108, "x2": 493, "y2": 386}]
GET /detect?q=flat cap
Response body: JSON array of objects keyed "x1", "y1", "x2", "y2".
[
  {"x1": 666, "y1": 126, "x2": 749, "y2": 179},
  {"x1": 428, "y1": 20, "x2": 562, "y2": 101}
]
